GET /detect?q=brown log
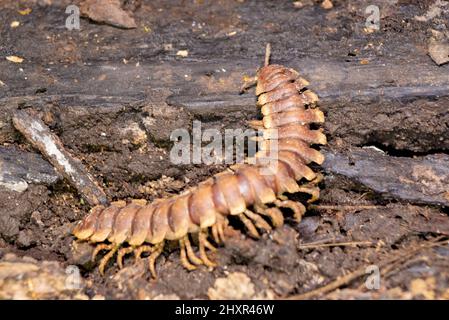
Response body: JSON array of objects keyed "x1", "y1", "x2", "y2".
[{"x1": 322, "y1": 148, "x2": 449, "y2": 207}]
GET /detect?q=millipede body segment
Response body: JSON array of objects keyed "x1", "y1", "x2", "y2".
[{"x1": 73, "y1": 45, "x2": 327, "y2": 277}]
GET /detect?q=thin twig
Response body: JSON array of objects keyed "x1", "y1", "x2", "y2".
[
  {"x1": 309, "y1": 205, "x2": 382, "y2": 211},
  {"x1": 298, "y1": 240, "x2": 374, "y2": 250},
  {"x1": 288, "y1": 238, "x2": 448, "y2": 300}
]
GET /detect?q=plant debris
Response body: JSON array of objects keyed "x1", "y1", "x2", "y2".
[
  {"x1": 6, "y1": 56, "x2": 24, "y2": 63},
  {"x1": 12, "y1": 110, "x2": 108, "y2": 207},
  {"x1": 80, "y1": 0, "x2": 137, "y2": 29}
]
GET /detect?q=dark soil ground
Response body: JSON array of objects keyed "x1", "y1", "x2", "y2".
[{"x1": 0, "y1": 0, "x2": 448, "y2": 299}]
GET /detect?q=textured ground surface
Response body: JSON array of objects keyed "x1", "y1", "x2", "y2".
[{"x1": 0, "y1": 0, "x2": 448, "y2": 299}]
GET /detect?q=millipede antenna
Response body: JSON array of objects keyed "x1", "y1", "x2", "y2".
[{"x1": 264, "y1": 43, "x2": 271, "y2": 67}]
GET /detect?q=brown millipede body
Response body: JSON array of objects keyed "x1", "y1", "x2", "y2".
[{"x1": 73, "y1": 44, "x2": 326, "y2": 278}]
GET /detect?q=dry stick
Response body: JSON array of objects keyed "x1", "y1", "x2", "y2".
[
  {"x1": 309, "y1": 205, "x2": 381, "y2": 211},
  {"x1": 288, "y1": 238, "x2": 448, "y2": 300},
  {"x1": 12, "y1": 110, "x2": 108, "y2": 207},
  {"x1": 298, "y1": 240, "x2": 374, "y2": 250}
]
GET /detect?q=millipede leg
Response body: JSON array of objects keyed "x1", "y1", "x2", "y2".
[
  {"x1": 92, "y1": 243, "x2": 114, "y2": 262},
  {"x1": 199, "y1": 231, "x2": 217, "y2": 267},
  {"x1": 239, "y1": 76, "x2": 257, "y2": 93},
  {"x1": 179, "y1": 238, "x2": 197, "y2": 271},
  {"x1": 297, "y1": 186, "x2": 320, "y2": 203},
  {"x1": 314, "y1": 172, "x2": 324, "y2": 184},
  {"x1": 277, "y1": 194, "x2": 288, "y2": 201},
  {"x1": 117, "y1": 246, "x2": 134, "y2": 269},
  {"x1": 148, "y1": 242, "x2": 164, "y2": 279},
  {"x1": 134, "y1": 245, "x2": 154, "y2": 262},
  {"x1": 217, "y1": 220, "x2": 227, "y2": 243},
  {"x1": 254, "y1": 204, "x2": 284, "y2": 228},
  {"x1": 247, "y1": 120, "x2": 264, "y2": 130},
  {"x1": 98, "y1": 245, "x2": 119, "y2": 275},
  {"x1": 298, "y1": 173, "x2": 323, "y2": 203},
  {"x1": 183, "y1": 235, "x2": 203, "y2": 266},
  {"x1": 238, "y1": 213, "x2": 260, "y2": 239},
  {"x1": 244, "y1": 209, "x2": 272, "y2": 232},
  {"x1": 201, "y1": 233, "x2": 217, "y2": 252},
  {"x1": 211, "y1": 224, "x2": 221, "y2": 244},
  {"x1": 275, "y1": 199, "x2": 306, "y2": 222}
]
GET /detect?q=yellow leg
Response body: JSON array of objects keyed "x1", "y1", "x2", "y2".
[
  {"x1": 297, "y1": 186, "x2": 320, "y2": 203},
  {"x1": 238, "y1": 213, "x2": 260, "y2": 239},
  {"x1": 277, "y1": 194, "x2": 288, "y2": 201},
  {"x1": 274, "y1": 199, "x2": 306, "y2": 222},
  {"x1": 98, "y1": 245, "x2": 119, "y2": 276},
  {"x1": 244, "y1": 209, "x2": 272, "y2": 232},
  {"x1": 117, "y1": 246, "x2": 134, "y2": 269},
  {"x1": 247, "y1": 120, "x2": 264, "y2": 130},
  {"x1": 92, "y1": 243, "x2": 114, "y2": 262},
  {"x1": 134, "y1": 245, "x2": 154, "y2": 262},
  {"x1": 239, "y1": 76, "x2": 257, "y2": 93},
  {"x1": 211, "y1": 224, "x2": 221, "y2": 244},
  {"x1": 148, "y1": 242, "x2": 164, "y2": 279},
  {"x1": 217, "y1": 219, "x2": 227, "y2": 243},
  {"x1": 199, "y1": 231, "x2": 217, "y2": 267},
  {"x1": 179, "y1": 238, "x2": 197, "y2": 271},
  {"x1": 254, "y1": 204, "x2": 284, "y2": 228},
  {"x1": 310, "y1": 172, "x2": 324, "y2": 184},
  {"x1": 183, "y1": 235, "x2": 203, "y2": 265},
  {"x1": 201, "y1": 233, "x2": 217, "y2": 252},
  {"x1": 299, "y1": 173, "x2": 323, "y2": 203}
]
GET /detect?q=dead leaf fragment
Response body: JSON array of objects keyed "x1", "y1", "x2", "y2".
[
  {"x1": 10, "y1": 21, "x2": 20, "y2": 28},
  {"x1": 176, "y1": 50, "x2": 189, "y2": 57},
  {"x1": 6, "y1": 56, "x2": 24, "y2": 63},
  {"x1": 293, "y1": 0, "x2": 313, "y2": 9},
  {"x1": 18, "y1": 8, "x2": 32, "y2": 15}
]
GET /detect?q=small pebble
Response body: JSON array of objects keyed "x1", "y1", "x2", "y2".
[{"x1": 321, "y1": 0, "x2": 333, "y2": 10}]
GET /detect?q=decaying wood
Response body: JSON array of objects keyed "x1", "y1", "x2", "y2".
[
  {"x1": 0, "y1": 0, "x2": 448, "y2": 300},
  {"x1": 1, "y1": 0, "x2": 449, "y2": 155},
  {"x1": 0, "y1": 1, "x2": 448, "y2": 156},
  {"x1": 1, "y1": 58, "x2": 448, "y2": 153},
  {"x1": 80, "y1": 0, "x2": 137, "y2": 29},
  {"x1": 12, "y1": 110, "x2": 108, "y2": 207},
  {"x1": 322, "y1": 148, "x2": 449, "y2": 207},
  {"x1": 0, "y1": 146, "x2": 60, "y2": 193}
]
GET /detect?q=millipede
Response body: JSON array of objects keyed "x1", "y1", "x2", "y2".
[{"x1": 73, "y1": 44, "x2": 327, "y2": 278}]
